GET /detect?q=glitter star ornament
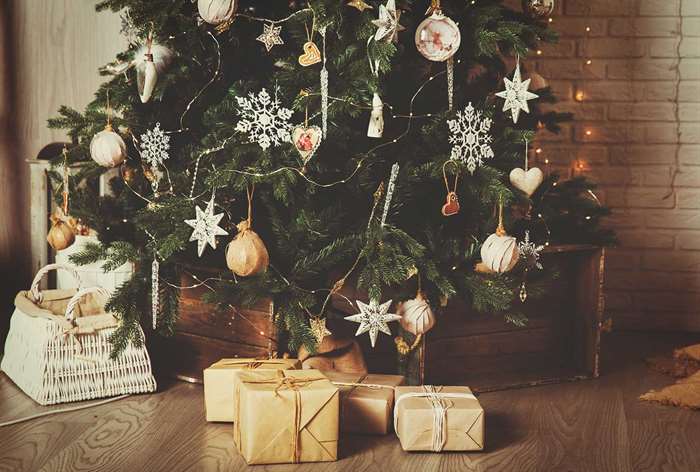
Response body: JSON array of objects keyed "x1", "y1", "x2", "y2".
[
  {"x1": 184, "y1": 194, "x2": 229, "y2": 257},
  {"x1": 256, "y1": 23, "x2": 284, "y2": 52},
  {"x1": 447, "y1": 102, "x2": 494, "y2": 174},
  {"x1": 495, "y1": 60, "x2": 539, "y2": 124},
  {"x1": 235, "y1": 88, "x2": 292, "y2": 150},
  {"x1": 347, "y1": 0, "x2": 373, "y2": 11},
  {"x1": 309, "y1": 317, "x2": 332, "y2": 344},
  {"x1": 344, "y1": 299, "x2": 402, "y2": 348},
  {"x1": 518, "y1": 230, "x2": 544, "y2": 270},
  {"x1": 140, "y1": 122, "x2": 171, "y2": 168},
  {"x1": 372, "y1": 0, "x2": 405, "y2": 43}
]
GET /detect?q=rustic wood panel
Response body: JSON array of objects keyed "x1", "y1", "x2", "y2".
[{"x1": 2, "y1": 332, "x2": 700, "y2": 471}]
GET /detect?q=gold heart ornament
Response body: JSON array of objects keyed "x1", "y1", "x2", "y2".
[{"x1": 298, "y1": 41, "x2": 322, "y2": 67}]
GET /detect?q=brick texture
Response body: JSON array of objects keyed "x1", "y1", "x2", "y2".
[{"x1": 533, "y1": 1, "x2": 700, "y2": 331}]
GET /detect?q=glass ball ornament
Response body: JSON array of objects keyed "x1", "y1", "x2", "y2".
[
  {"x1": 522, "y1": 0, "x2": 555, "y2": 18},
  {"x1": 90, "y1": 125, "x2": 126, "y2": 168},
  {"x1": 414, "y1": 12, "x2": 461, "y2": 62}
]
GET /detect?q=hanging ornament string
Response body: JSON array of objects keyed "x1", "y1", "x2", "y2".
[
  {"x1": 61, "y1": 146, "x2": 70, "y2": 215},
  {"x1": 381, "y1": 163, "x2": 400, "y2": 227},
  {"x1": 442, "y1": 160, "x2": 459, "y2": 196},
  {"x1": 525, "y1": 137, "x2": 529, "y2": 172}
]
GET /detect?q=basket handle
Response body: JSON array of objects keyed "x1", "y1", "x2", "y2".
[
  {"x1": 30, "y1": 263, "x2": 83, "y2": 303},
  {"x1": 65, "y1": 286, "x2": 111, "y2": 322}
]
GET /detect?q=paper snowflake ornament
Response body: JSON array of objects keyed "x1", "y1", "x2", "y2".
[
  {"x1": 184, "y1": 194, "x2": 229, "y2": 257},
  {"x1": 344, "y1": 299, "x2": 402, "y2": 348},
  {"x1": 309, "y1": 317, "x2": 332, "y2": 344},
  {"x1": 235, "y1": 88, "x2": 293, "y2": 150},
  {"x1": 495, "y1": 61, "x2": 539, "y2": 124},
  {"x1": 447, "y1": 102, "x2": 495, "y2": 174},
  {"x1": 518, "y1": 230, "x2": 544, "y2": 270},
  {"x1": 256, "y1": 23, "x2": 284, "y2": 52},
  {"x1": 372, "y1": 0, "x2": 405, "y2": 43},
  {"x1": 140, "y1": 122, "x2": 170, "y2": 168}
]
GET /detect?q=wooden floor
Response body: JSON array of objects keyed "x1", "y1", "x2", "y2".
[{"x1": 1, "y1": 331, "x2": 700, "y2": 472}]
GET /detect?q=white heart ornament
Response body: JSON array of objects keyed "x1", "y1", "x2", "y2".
[
  {"x1": 291, "y1": 125, "x2": 322, "y2": 164},
  {"x1": 509, "y1": 167, "x2": 544, "y2": 197}
]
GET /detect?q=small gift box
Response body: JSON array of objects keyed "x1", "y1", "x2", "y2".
[
  {"x1": 394, "y1": 385, "x2": 485, "y2": 452},
  {"x1": 323, "y1": 371, "x2": 404, "y2": 435},
  {"x1": 235, "y1": 369, "x2": 339, "y2": 465},
  {"x1": 203, "y1": 358, "x2": 301, "y2": 422}
]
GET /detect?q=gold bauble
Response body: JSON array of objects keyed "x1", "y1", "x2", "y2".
[
  {"x1": 226, "y1": 220, "x2": 269, "y2": 277},
  {"x1": 47, "y1": 216, "x2": 76, "y2": 251}
]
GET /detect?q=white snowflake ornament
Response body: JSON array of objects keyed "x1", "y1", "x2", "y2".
[
  {"x1": 235, "y1": 88, "x2": 292, "y2": 150},
  {"x1": 140, "y1": 122, "x2": 171, "y2": 168},
  {"x1": 256, "y1": 23, "x2": 284, "y2": 52},
  {"x1": 344, "y1": 299, "x2": 402, "y2": 348},
  {"x1": 495, "y1": 61, "x2": 539, "y2": 124},
  {"x1": 184, "y1": 193, "x2": 229, "y2": 257},
  {"x1": 447, "y1": 102, "x2": 494, "y2": 174},
  {"x1": 518, "y1": 230, "x2": 545, "y2": 270}
]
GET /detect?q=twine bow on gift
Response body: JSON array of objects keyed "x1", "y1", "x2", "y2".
[
  {"x1": 393, "y1": 386, "x2": 478, "y2": 452},
  {"x1": 332, "y1": 375, "x2": 396, "y2": 427},
  {"x1": 240, "y1": 371, "x2": 326, "y2": 463}
]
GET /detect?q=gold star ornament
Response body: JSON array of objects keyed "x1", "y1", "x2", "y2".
[
  {"x1": 347, "y1": 0, "x2": 373, "y2": 11},
  {"x1": 309, "y1": 317, "x2": 332, "y2": 343}
]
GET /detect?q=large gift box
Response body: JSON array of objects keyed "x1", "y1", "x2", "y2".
[
  {"x1": 203, "y1": 358, "x2": 301, "y2": 422},
  {"x1": 323, "y1": 371, "x2": 404, "y2": 435},
  {"x1": 394, "y1": 385, "x2": 485, "y2": 452},
  {"x1": 235, "y1": 369, "x2": 339, "y2": 465}
]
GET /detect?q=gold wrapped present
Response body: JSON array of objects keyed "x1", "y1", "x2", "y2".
[
  {"x1": 235, "y1": 369, "x2": 339, "y2": 465},
  {"x1": 394, "y1": 385, "x2": 484, "y2": 452},
  {"x1": 203, "y1": 358, "x2": 301, "y2": 422},
  {"x1": 323, "y1": 371, "x2": 404, "y2": 435}
]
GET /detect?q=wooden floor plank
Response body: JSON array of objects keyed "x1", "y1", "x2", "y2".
[{"x1": 2, "y1": 332, "x2": 700, "y2": 472}]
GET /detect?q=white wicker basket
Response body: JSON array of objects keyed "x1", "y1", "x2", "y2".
[{"x1": 1, "y1": 264, "x2": 156, "y2": 405}]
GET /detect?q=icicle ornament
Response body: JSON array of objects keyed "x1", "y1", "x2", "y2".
[
  {"x1": 381, "y1": 163, "x2": 400, "y2": 227},
  {"x1": 320, "y1": 26, "x2": 329, "y2": 138},
  {"x1": 152, "y1": 257, "x2": 159, "y2": 329}
]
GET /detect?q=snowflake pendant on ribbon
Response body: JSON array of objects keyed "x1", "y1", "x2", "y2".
[
  {"x1": 495, "y1": 61, "x2": 539, "y2": 124},
  {"x1": 235, "y1": 87, "x2": 292, "y2": 151},
  {"x1": 184, "y1": 193, "x2": 229, "y2": 257},
  {"x1": 447, "y1": 102, "x2": 494, "y2": 174},
  {"x1": 140, "y1": 122, "x2": 170, "y2": 168},
  {"x1": 344, "y1": 299, "x2": 401, "y2": 348}
]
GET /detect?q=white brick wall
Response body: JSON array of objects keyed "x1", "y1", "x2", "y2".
[{"x1": 529, "y1": 0, "x2": 700, "y2": 330}]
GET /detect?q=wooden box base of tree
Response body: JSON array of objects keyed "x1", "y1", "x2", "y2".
[
  {"x1": 331, "y1": 245, "x2": 607, "y2": 393},
  {"x1": 152, "y1": 269, "x2": 277, "y2": 383}
]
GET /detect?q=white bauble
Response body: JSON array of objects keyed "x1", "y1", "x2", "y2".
[
  {"x1": 198, "y1": 0, "x2": 238, "y2": 26},
  {"x1": 414, "y1": 12, "x2": 461, "y2": 62},
  {"x1": 399, "y1": 293, "x2": 436, "y2": 336},
  {"x1": 90, "y1": 126, "x2": 127, "y2": 168},
  {"x1": 481, "y1": 232, "x2": 520, "y2": 273}
]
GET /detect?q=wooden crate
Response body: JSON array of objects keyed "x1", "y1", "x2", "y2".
[
  {"x1": 331, "y1": 244, "x2": 607, "y2": 392},
  {"x1": 152, "y1": 270, "x2": 277, "y2": 383}
]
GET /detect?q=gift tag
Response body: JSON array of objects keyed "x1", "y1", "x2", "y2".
[
  {"x1": 441, "y1": 191, "x2": 460, "y2": 216},
  {"x1": 291, "y1": 125, "x2": 322, "y2": 164}
]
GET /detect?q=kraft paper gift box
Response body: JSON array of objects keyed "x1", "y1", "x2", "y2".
[
  {"x1": 203, "y1": 358, "x2": 301, "y2": 422},
  {"x1": 235, "y1": 369, "x2": 339, "y2": 465},
  {"x1": 394, "y1": 385, "x2": 485, "y2": 452},
  {"x1": 323, "y1": 371, "x2": 404, "y2": 435}
]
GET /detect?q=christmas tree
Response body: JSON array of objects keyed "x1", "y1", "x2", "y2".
[{"x1": 48, "y1": 0, "x2": 614, "y2": 356}]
